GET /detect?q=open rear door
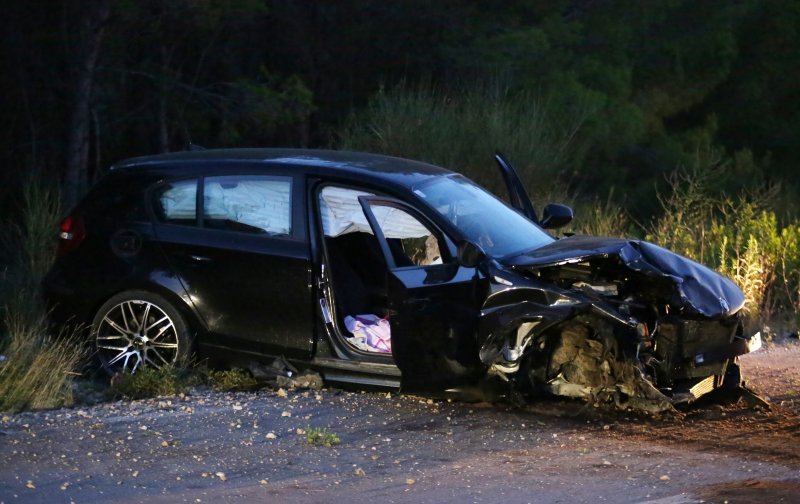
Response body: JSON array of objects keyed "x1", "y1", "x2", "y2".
[
  {"x1": 357, "y1": 196, "x2": 484, "y2": 390},
  {"x1": 495, "y1": 152, "x2": 538, "y2": 223}
]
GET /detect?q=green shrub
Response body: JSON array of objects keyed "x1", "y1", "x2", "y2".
[
  {"x1": 206, "y1": 367, "x2": 260, "y2": 392},
  {"x1": 108, "y1": 365, "x2": 200, "y2": 399},
  {"x1": 568, "y1": 190, "x2": 633, "y2": 238},
  {"x1": 0, "y1": 175, "x2": 87, "y2": 413},
  {"x1": 305, "y1": 427, "x2": 341, "y2": 447},
  {"x1": 646, "y1": 167, "x2": 800, "y2": 334},
  {"x1": 1, "y1": 174, "x2": 62, "y2": 329},
  {"x1": 337, "y1": 81, "x2": 588, "y2": 202}
]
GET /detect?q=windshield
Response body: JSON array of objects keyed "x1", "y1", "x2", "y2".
[{"x1": 413, "y1": 175, "x2": 554, "y2": 258}]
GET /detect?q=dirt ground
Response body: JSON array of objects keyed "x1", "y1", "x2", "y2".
[{"x1": 1, "y1": 342, "x2": 798, "y2": 504}]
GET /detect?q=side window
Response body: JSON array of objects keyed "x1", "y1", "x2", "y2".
[
  {"x1": 366, "y1": 203, "x2": 443, "y2": 267},
  {"x1": 203, "y1": 175, "x2": 292, "y2": 236},
  {"x1": 318, "y1": 186, "x2": 375, "y2": 237},
  {"x1": 155, "y1": 179, "x2": 197, "y2": 225}
]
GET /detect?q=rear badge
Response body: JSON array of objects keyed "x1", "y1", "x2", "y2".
[{"x1": 110, "y1": 230, "x2": 142, "y2": 258}]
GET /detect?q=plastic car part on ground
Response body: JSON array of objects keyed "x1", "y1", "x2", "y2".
[
  {"x1": 248, "y1": 357, "x2": 324, "y2": 390},
  {"x1": 275, "y1": 372, "x2": 324, "y2": 391},
  {"x1": 344, "y1": 315, "x2": 392, "y2": 353}
]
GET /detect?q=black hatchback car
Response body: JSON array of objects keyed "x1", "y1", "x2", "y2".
[{"x1": 44, "y1": 148, "x2": 761, "y2": 409}]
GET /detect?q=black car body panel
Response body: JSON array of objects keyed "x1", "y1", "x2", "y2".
[
  {"x1": 42, "y1": 148, "x2": 760, "y2": 408},
  {"x1": 353, "y1": 195, "x2": 485, "y2": 389}
]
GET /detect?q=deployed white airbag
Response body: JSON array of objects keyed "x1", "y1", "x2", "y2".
[{"x1": 319, "y1": 186, "x2": 430, "y2": 239}]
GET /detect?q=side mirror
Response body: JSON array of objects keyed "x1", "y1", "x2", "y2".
[
  {"x1": 456, "y1": 240, "x2": 486, "y2": 268},
  {"x1": 540, "y1": 203, "x2": 573, "y2": 229}
]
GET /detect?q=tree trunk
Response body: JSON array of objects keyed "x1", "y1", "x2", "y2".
[
  {"x1": 156, "y1": 44, "x2": 172, "y2": 153},
  {"x1": 64, "y1": 0, "x2": 109, "y2": 209}
]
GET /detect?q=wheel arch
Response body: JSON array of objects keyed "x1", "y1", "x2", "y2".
[{"x1": 88, "y1": 279, "x2": 207, "y2": 340}]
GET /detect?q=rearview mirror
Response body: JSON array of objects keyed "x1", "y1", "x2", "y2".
[
  {"x1": 456, "y1": 240, "x2": 486, "y2": 268},
  {"x1": 540, "y1": 203, "x2": 573, "y2": 229}
]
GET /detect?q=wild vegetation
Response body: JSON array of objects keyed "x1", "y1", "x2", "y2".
[
  {"x1": 0, "y1": 178, "x2": 84, "y2": 412},
  {"x1": 108, "y1": 366, "x2": 201, "y2": 400},
  {"x1": 205, "y1": 367, "x2": 262, "y2": 392},
  {"x1": 338, "y1": 82, "x2": 585, "y2": 202},
  {"x1": 305, "y1": 427, "x2": 342, "y2": 448},
  {"x1": 2, "y1": 1, "x2": 799, "y2": 215},
  {"x1": 646, "y1": 165, "x2": 800, "y2": 334}
]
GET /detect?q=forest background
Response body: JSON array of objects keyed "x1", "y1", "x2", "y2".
[{"x1": 0, "y1": 0, "x2": 799, "y2": 409}]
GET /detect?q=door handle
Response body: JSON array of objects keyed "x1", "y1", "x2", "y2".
[{"x1": 188, "y1": 254, "x2": 211, "y2": 263}]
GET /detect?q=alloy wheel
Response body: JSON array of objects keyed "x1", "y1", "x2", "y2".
[{"x1": 95, "y1": 299, "x2": 180, "y2": 373}]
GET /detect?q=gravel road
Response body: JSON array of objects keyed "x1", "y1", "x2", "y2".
[{"x1": 1, "y1": 342, "x2": 798, "y2": 504}]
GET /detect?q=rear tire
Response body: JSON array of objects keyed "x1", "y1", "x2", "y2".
[{"x1": 92, "y1": 290, "x2": 193, "y2": 374}]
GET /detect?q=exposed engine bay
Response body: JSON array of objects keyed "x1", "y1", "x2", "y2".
[{"x1": 476, "y1": 236, "x2": 763, "y2": 412}]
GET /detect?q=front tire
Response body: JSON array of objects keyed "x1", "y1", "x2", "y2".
[{"x1": 92, "y1": 290, "x2": 193, "y2": 374}]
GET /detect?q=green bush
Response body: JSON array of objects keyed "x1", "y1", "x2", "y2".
[
  {"x1": 305, "y1": 427, "x2": 341, "y2": 447},
  {"x1": 1, "y1": 174, "x2": 62, "y2": 328},
  {"x1": 206, "y1": 367, "x2": 260, "y2": 392},
  {"x1": 108, "y1": 366, "x2": 201, "y2": 400},
  {"x1": 337, "y1": 81, "x2": 588, "y2": 202},
  {"x1": 647, "y1": 167, "x2": 800, "y2": 334},
  {"x1": 0, "y1": 175, "x2": 87, "y2": 413},
  {"x1": 567, "y1": 189, "x2": 633, "y2": 238}
]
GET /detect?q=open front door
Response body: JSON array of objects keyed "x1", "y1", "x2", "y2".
[
  {"x1": 495, "y1": 152, "x2": 538, "y2": 223},
  {"x1": 357, "y1": 196, "x2": 484, "y2": 390}
]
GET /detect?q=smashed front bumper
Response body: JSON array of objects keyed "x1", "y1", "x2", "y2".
[
  {"x1": 477, "y1": 291, "x2": 764, "y2": 412},
  {"x1": 543, "y1": 323, "x2": 763, "y2": 411}
]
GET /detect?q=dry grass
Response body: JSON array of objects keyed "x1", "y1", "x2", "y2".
[
  {"x1": 568, "y1": 190, "x2": 632, "y2": 238},
  {"x1": 0, "y1": 175, "x2": 87, "y2": 413},
  {"x1": 0, "y1": 310, "x2": 85, "y2": 412},
  {"x1": 646, "y1": 166, "x2": 800, "y2": 334}
]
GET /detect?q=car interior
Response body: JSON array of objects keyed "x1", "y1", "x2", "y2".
[{"x1": 318, "y1": 185, "x2": 442, "y2": 354}]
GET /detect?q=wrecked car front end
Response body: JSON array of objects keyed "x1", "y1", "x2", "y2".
[{"x1": 476, "y1": 236, "x2": 762, "y2": 411}]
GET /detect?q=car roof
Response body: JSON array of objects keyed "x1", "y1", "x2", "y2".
[{"x1": 112, "y1": 148, "x2": 453, "y2": 188}]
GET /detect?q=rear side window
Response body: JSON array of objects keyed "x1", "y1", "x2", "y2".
[
  {"x1": 203, "y1": 175, "x2": 292, "y2": 236},
  {"x1": 155, "y1": 179, "x2": 197, "y2": 225}
]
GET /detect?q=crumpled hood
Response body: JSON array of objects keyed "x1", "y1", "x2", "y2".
[{"x1": 504, "y1": 235, "x2": 745, "y2": 318}]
